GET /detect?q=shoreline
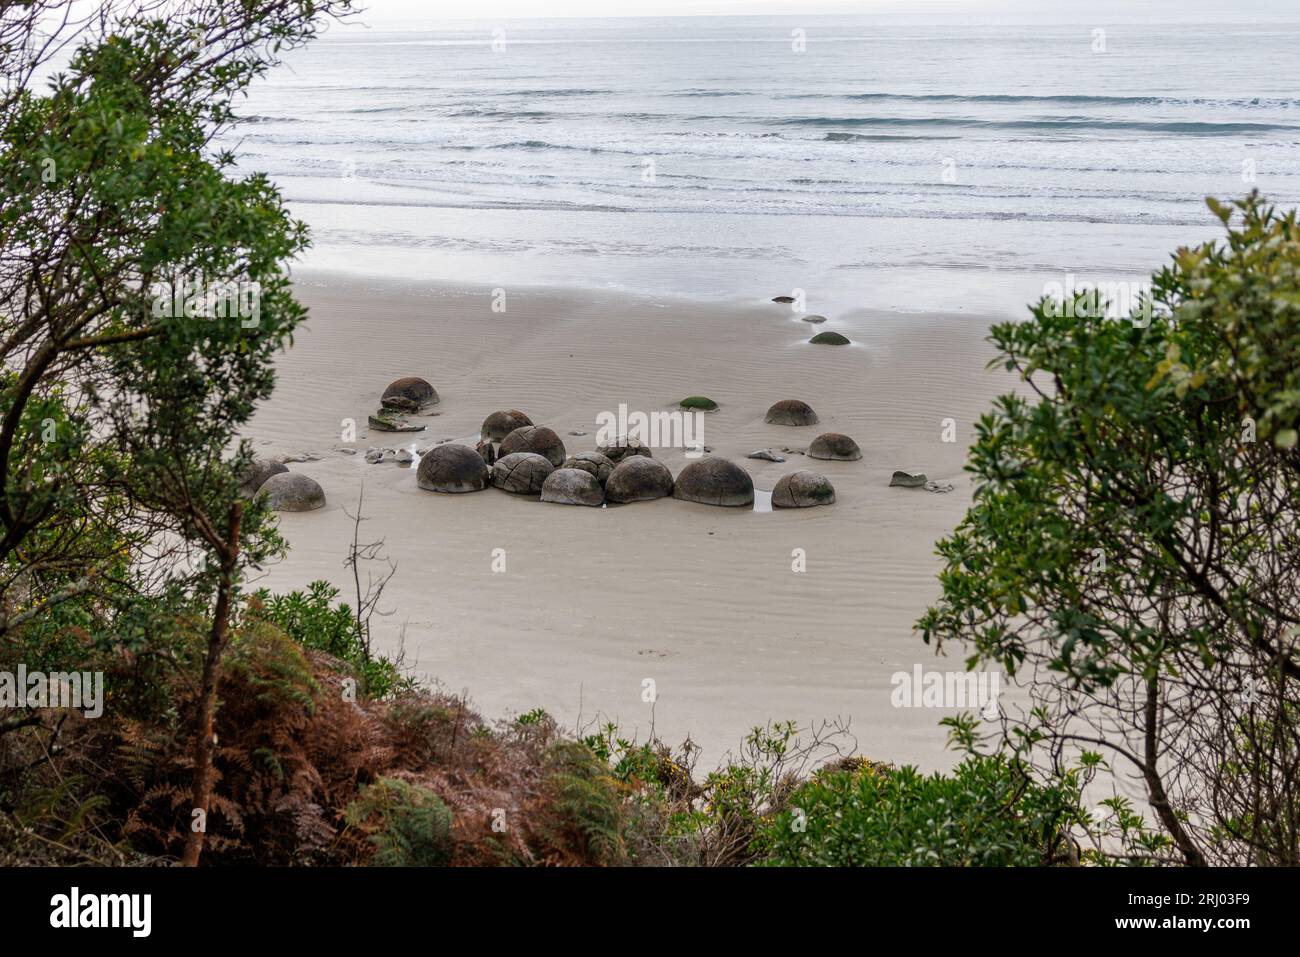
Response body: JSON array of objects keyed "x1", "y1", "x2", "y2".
[{"x1": 248, "y1": 269, "x2": 1018, "y2": 769}]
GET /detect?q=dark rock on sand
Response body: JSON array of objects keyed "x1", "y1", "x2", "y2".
[
  {"x1": 240, "y1": 459, "x2": 288, "y2": 497},
  {"x1": 562, "y1": 451, "x2": 615, "y2": 484},
  {"x1": 801, "y1": 314, "x2": 828, "y2": 324},
  {"x1": 673, "y1": 458, "x2": 754, "y2": 507},
  {"x1": 772, "y1": 295, "x2": 795, "y2": 303},
  {"x1": 382, "y1": 376, "x2": 439, "y2": 411},
  {"x1": 808, "y1": 433, "x2": 863, "y2": 461},
  {"x1": 491, "y1": 452, "x2": 554, "y2": 494},
  {"x1": 540, "y1": 468, "x2": 605, "y2": 506},
  {"x1": 597, "y1": 436, "x2": 652, "y2": 463},
  {"x1": 499, "y1": 425, "x2": 566, "y2": 468},
  {"x1": 605, "y1": 456, "x2": 673, "y2": 503},
  {"x1": 481, "y1": 409, "x2": 534, "y2": 442},
  {"x1": 772, "y1": 470, "x2": 836, "y2": 508},
  {"x1": 417, "y1": 444, "x2": 489, "y2": 493},
  {"x1": 260, "y1": 472, "x2": 325, "y2": 512},
  {"x1": 889, "y1": 470, "x2": 928, "y2": 488},
  {"x1": 809, "y1": 331, "x2": 851, "y2": 345},
  {"x1": 765, "y1": 399, "x2": 819, "y2": 426}
]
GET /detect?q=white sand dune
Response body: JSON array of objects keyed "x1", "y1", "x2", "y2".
[{"x1": 246, "y1": 270, "x2": 1019, "y2": 769}]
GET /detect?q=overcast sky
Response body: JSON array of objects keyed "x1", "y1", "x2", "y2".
[{"x1": 354, "y1": 0, "x2": 1300, "y2": 23}]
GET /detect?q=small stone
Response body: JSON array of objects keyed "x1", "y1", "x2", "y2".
[
  {"x1": 369, "y1": 412, "x2": 424, "y2": 433},
  {"x1": 338, "y1": 448, "x2": 357, "y2": 456},
  {"x1": 748, "y1": 449, "x2": 786, "y2": 462},
  {"x1": 364, "y1": 449, "x2": 383, "y2": 464},
  {"x1": 890, "y1": 470, "x2": 928, "y2": 488},
  {"x1": 801, "y1": 314, "x2": 828, "y2": 324},
  {"x1": 568, "y1": 431, "x2": 587, "y2": 436},
  {"x1": 923, "y1": 480, "x2": 954, "y2": 493},
  {"x1": 772, "y1": 295, "x2": 795, "y2": 303}
]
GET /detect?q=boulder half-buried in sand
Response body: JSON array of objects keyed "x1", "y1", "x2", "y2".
[
  {"x1": 562, "y1": 451, "x2": 615, "y2": 484},
  {"x1": 808, "y1": 432, "x2": 863, "y2": 461},
  {"x1": 259, "y1": 472, "x2": 325, "y2": 512},
  {"x1": 481, "y1": 409, "x2": 533, "y2": 442},
  {"x1": 673, "y1": 458, "x2": 754, "y2": 507},
  {"x1": 597, "y1": 436, "x2": 652, "y2": 462},
  {"x1": 491, "y1": 452, "x2": 554, "y2": 494},
  {"x1": 772, "y1": 470, "x2": 836, "y2": 508},
  {"x1": 381, "y1": 376, "x2": 439, "y2": 411},
  {"x1": 240, "y1": 459, "x2": 288, "y2": 497},
  {"x1": 499, "y1": 426, "x2": 566, "y2": 468},
  {"x1": 809, "y1": 331, "x2": 851, "y2": 345},
  {"x1": 764, "y1": 399, "x2": 819, "y2": 426},
  {"x1": 605, "y1": 456, "x2": 673, "y2": 503},
  {"x1": 417, "y1": 444, "x2": 489, "y2": 493},
  {"x1": 541, "y1": 468, "x2": 605, "y2": 506}
]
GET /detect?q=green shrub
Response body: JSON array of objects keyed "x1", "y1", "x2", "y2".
[
  {"x1": 760, "y1": 755, "x2": 1080, "y2": 867},
  {"x1": 250, "y1": 581, "x2": 403, "y2": 698}
]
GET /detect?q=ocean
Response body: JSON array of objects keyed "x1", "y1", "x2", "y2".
[{"x1": 226, "y1": 14, "x2": 1300, "y2": 317}]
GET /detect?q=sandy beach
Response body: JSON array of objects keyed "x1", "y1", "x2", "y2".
[{"x1": 245, "y1": 269, "x2": 1017, "y2": 769}]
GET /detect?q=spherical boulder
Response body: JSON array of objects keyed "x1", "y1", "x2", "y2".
[
  {"x1": 382, "y1": 376, "x2": 439, "y2": 411},
  {"x1": 499, "y1": 426, "x2": 566, "y2": 468},
  {"x1": 765, "y1": 399, "x2": 819, "y2": 427},
  {"x1": 597, "y1": 436, "x2": 652, "y2": 463},
  {"x1": 540, "y1": 468, "x2": 605, "y2": 506},
  {"x1": 562, "y1": 451, "x2": 615, "y2": 485},
  {"x1": 808, "y1": 432, "x2": 863, "y2": 461},
  {"x1": 240, "y1": 459, "x2": 288, "y2": 497},
  {"x1": 772, "y1": 470, "x2": 836, "y2": 508},
  {"x1": 417, "y1": 444, "x2": 489, "y2": 493},
  {"x1": 491, "y1": 452, "x2": 554, "y2": 494},
  {"x1": 259, "y1": 472, "x2": 325, "y2": 512},
  {"x1": 481, "y1": 409, "x2": 533, "y2": 442},
  {"x1": 809, "y1": 331, "x2": 851, "y2": 345},
  {"x1": 605, "y1": 456, "x2": 673, "y2": 503},
  {"x1": 673, "y1": 458, "x2": 754, "y2": 507}
]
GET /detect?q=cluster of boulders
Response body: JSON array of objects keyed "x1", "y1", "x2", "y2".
[{"x1": 412, "y1": 402, "x2": 866, "y2": 509}]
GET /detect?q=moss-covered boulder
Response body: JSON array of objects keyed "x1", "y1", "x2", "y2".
[
  {"x1": 499, "y1": 426, "x2": 566, "y2": 468},
  {"x1": 764, "y1": 399, "x2": 819, "y2": 426},
  {"x1": 679, "y1": 396, "x2": 718, "y2": 411},
  {"x1": 605, "y1": 456, "x2": 673, "y2": 503},
  {"x1": 672, "y1": 458, "x2": 754, "y2": 507},
  {"x1": 381, "y1": 376, "x2": 439, "y2": 411},
  {"x1": 809, "y1": 331, "x2": 851, "y2": 345},
  {"x1": 540, "y1": 468, "x2": 605, "y2": 506},
  {"x1": 417, "y1": 444, "x2": 489, "y2": 493},
  {"x1": 491, "y1": 452, "x2": 554, "y2": 494},
  {"x1": 260, "y1": 472, "x2": 326, "y2": 512},
  {"x1": 480, "y1": 409, "x2": 533, "y2": 442},
  {"x1": 808, "y1": 432, "x2": 863, "y2": 461},
  {"x1": 562, "y1": 451, "x2": 615, "y2": 485},
  {"x1": 772, "y1": 470, "x2": 836, "y2": 508}
]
